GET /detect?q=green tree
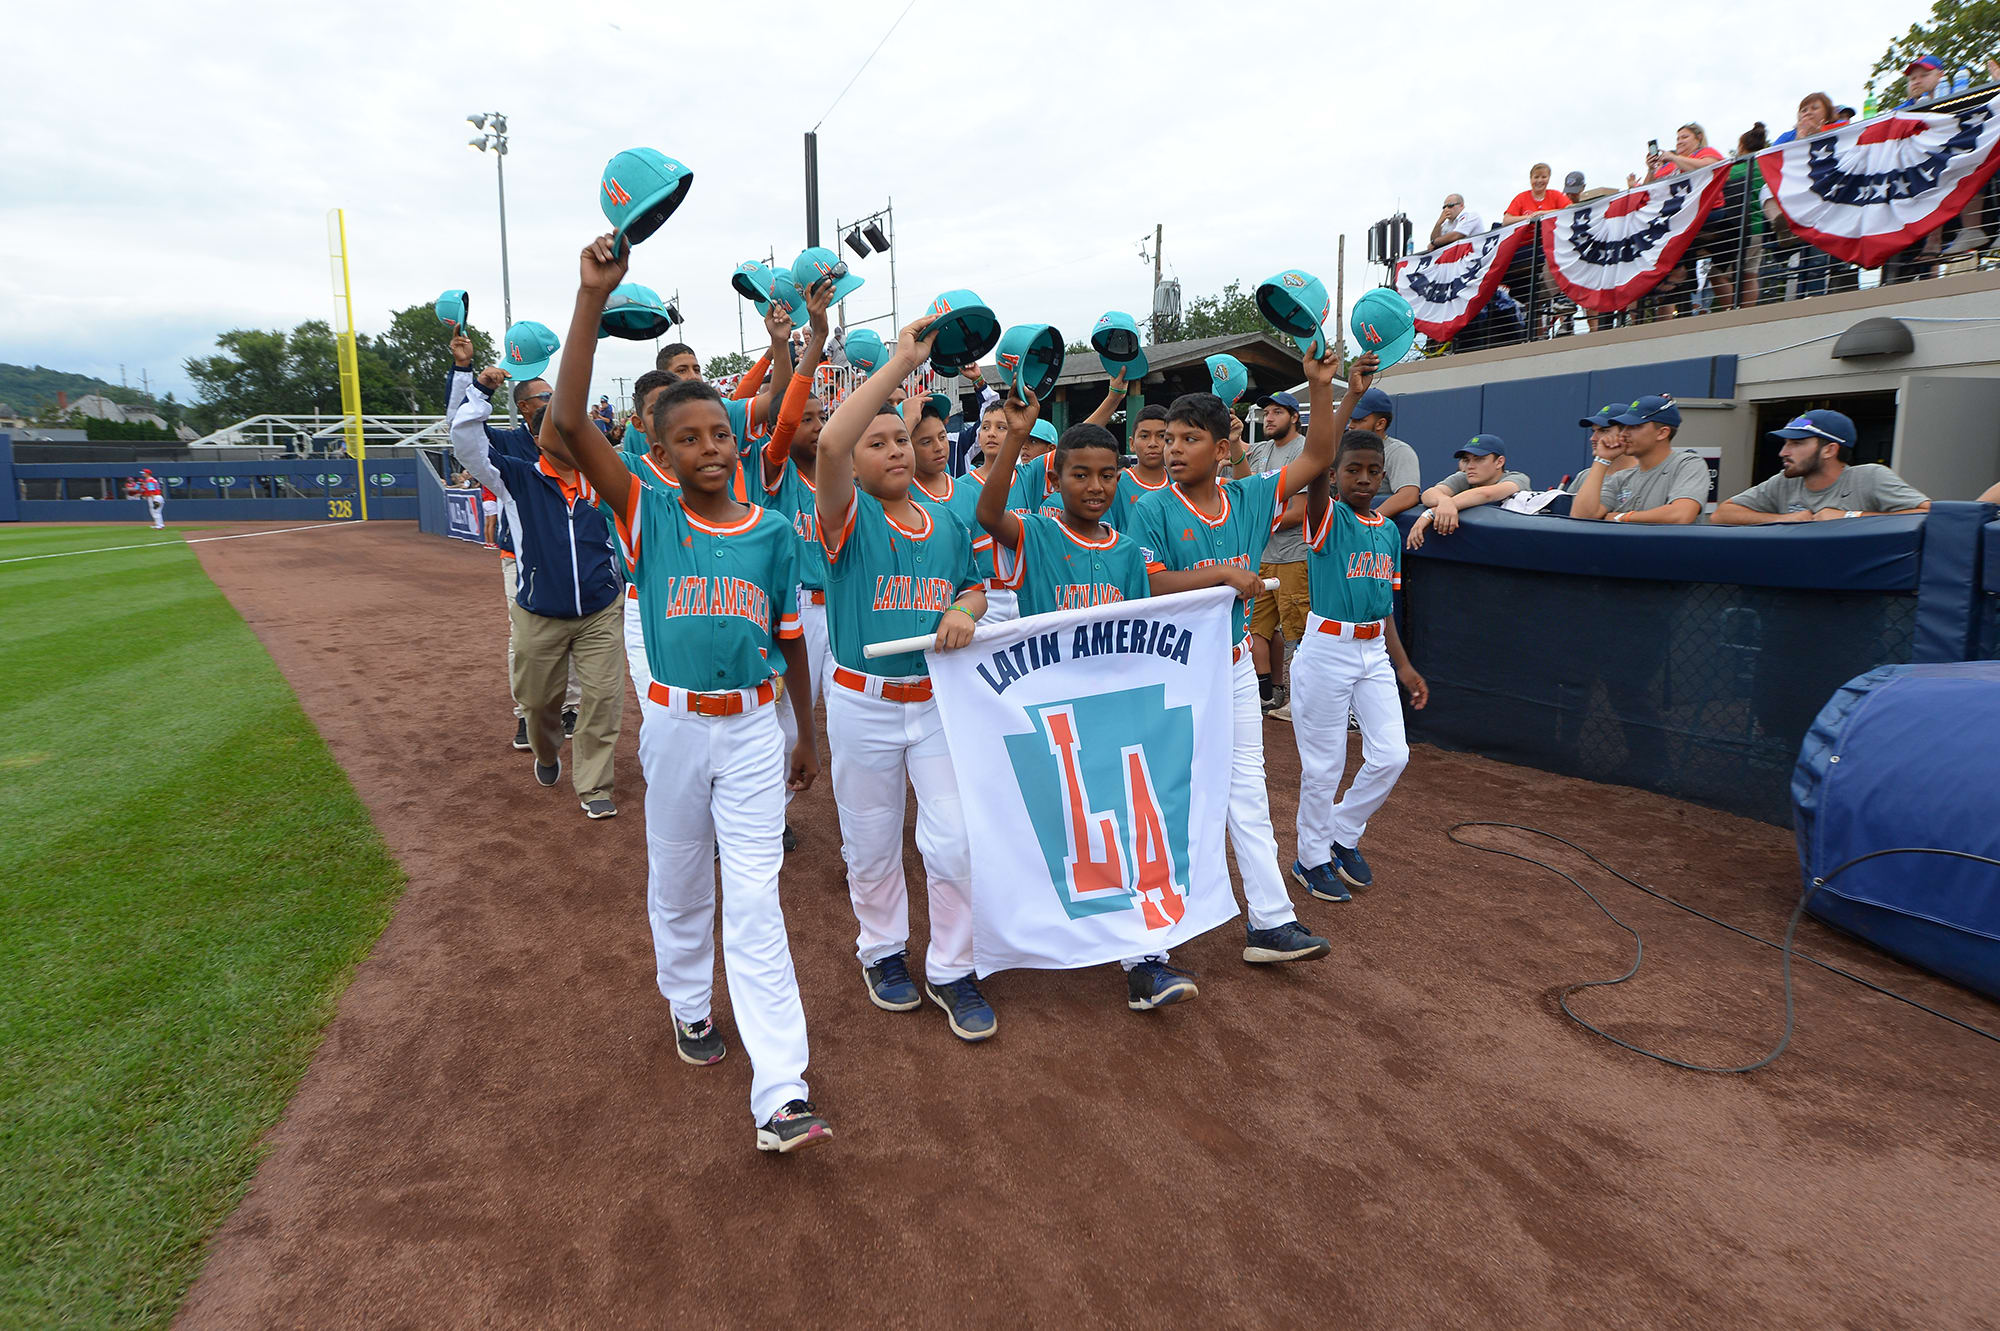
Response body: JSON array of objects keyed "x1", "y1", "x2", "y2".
[
  {"x1": 1866, "y1": 0, "x2": 2000, "y2": 102},
  {"x1": 59, "y1": 414, "x2": 175, "y2": 441},
  {"x1": 705, "y1": 350, "x2": 754, "y2": 379},
  {"x1": 372, "y1": 304, "x2": 497, "y2": 413}
]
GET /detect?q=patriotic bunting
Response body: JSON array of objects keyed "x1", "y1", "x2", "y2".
[
  {"x1": 1392, "y1": 220, "x2": 1536, "y2": 343},
  {"x1": 1757, "y1": 98, "x2": 2000, "y2": 269},
  {"x1": 1541, "y1": 163, "x2": 1728, "y2": 312}
]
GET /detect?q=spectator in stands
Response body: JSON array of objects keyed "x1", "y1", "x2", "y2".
[
  {"x1": 1405, "y1": 436, "x2": 1531, "y2": 548},
  {"x1": 1711, "y1": 411, "x2": 1930, "y2": 523},
  {"x1": 1701, "y1": 122, "x2": 1769, "y2": 311},
  {"x1": 1562, "y1": 170, "x2": 1587, "y2": 199},
  {"x1": 1428, "y1": 194, "x2": 1487, "y2": 250},
  {"x1": 1897, "y1": 54, "x2": 1948, "y2": 109},
  {"x1": 1350, "y1": 386, "x2": 1422, "y2": 517},
  {"x1": 1631, "y1": 123, "x2": 1724, "y2": 187},
  {"x1": 1772, "y1": 92, "x2": 1839, "y2": 144},
  {"x1": 591, "y1": 395, "x2": 615, "y2": 436},
  {"x1": 1891, "y1": 57, "x2": 1996, "y2": 255},
  {"x1": 1500, "y1": 164, "x2": 1572, "y2": 222},
  {"x1": 1570, "y1": 396, "x2": 1708, "y2": 524},
  {"x1": 1566, "y1": 404, "x2": 1639, "y2": 494}
]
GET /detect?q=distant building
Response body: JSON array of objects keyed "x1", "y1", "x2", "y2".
[{"x1": 67, "y1": 393, "x2": 169, "y2": 430}]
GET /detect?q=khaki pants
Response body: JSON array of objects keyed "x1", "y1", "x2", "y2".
[
  {"x1": 509, "y1": 597, "x2": 624, "y2": 803},
  {"x1": 502, "y1": 559, "x2": 581, "y2": 717},
  {"x1": 1249, "y1": 560, "x2": 1310, "y2": 644}
]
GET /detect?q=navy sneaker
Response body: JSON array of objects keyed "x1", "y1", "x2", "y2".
[
  {"x1": 925, "y1": 975, "x2": 997, "y2": 1042},
  {"x1": 1331, "y1": 841, "x2": 1374, "y2": 889},
  {"x1": 756, "y1": 1099, "x2": 832, "y2": 1154},
  {"x1": 562, "y1": 707, "x2": 579, "y2": 738},
  {"x1": 1126, "y1": 960, "x2": 1199, "y2": 1011},
  {"x1": 674, "y1": 1017, "x2": 726, "y2": 1066},
  {"x1": 1291, "y1": 859, "x2": 1351, "y2": 903},
  {"x1": 863, "y1": 952, "x2": 922, "y2": 1012},
  {"x1": 534, "y1": 757, "x2": 561, "y2": 787},
  {"x1": 1243, "y1": 919, "x2": 1332, "y2": 964},
  {"x1": 512, "y1": 717, "x2": 530, "y2": 750}
]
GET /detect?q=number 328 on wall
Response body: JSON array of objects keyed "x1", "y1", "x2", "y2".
[{"x1": 328, "y1": 499, "x2": 354, "y2": 518}]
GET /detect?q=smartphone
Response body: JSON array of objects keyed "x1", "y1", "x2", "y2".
[{"x1": 1647, "y1": 138, "x2": 1660, "y2": 158}]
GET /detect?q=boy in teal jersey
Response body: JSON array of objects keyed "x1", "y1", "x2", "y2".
[
  {"x1": 911, "y1": 395, "x2": 1014, "y2": 626},
  {"x1": 550, "y1": 233, "x2": 829, "y2": 1156},
  {"x1": 1127, "y1": 347, "x2": 1378, "y2": 966},
  {"x1": 814, "y1": 317, "x2": 996, "y2": 1043},
  {"x1": 1112, "y1": 402, "x2": 1173, "y2": 530},
  {"x1": 975, "y1": 394, "x2": 1192, "y2": 1012},
  {"x1": 1289, "y1": 424, "x2": 1428, "y2": 904}
]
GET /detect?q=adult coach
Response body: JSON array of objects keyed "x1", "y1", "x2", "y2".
[
  {"x1": 452, "y1": 364, "x2": 625, "y2": 820},
  {"x1": 1242, "y1": 390, "x2": 1311, "y2": 715},
  {"x1": 1710, "y1": 411, "x2": 1929, "y2": 523}
]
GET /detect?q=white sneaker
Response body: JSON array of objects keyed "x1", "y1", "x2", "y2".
[
  {"x1": 1943, "y1": 227, "x2": 1989, "y2": 256},
  {"x1": 1270, "y1": 703, "x2": 1292, "y2": 721}
]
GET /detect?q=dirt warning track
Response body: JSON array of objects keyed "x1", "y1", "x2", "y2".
[{"x1": 177, "y1": 522, "x2": 2000, "y2": 1329}]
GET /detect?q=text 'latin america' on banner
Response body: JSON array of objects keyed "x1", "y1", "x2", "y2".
[{"x1": 926, "y1": 585, "x2": 1240, "y2": 977}]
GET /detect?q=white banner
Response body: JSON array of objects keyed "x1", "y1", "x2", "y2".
[
  {"x1": 1757, "y1": 98, "x2": 2000, "y2": 269},
  {"x1": 927, "y1": 586, "x2": 1240, "y2": 976}
]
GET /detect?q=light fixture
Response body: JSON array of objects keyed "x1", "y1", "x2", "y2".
[
  {"x1": 665, "y1": 302, "x2": 684, "y2": 327},
  {"x1": 467, "y1": 113, "x2": 487, "y2": 129},
  {"x1": 489, "y1": 114, "x2": 507, "y2": 134},
  {"x1": 844, "y1": 229, "x2": 871, "y2": 259},
  {"x1": 862, "y1": 221, "x2": 890, "y2": 253},
  {"x1": 468, "y1": 138, "x2": 488, "y2": 152}
]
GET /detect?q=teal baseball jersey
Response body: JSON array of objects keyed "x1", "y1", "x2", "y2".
[
  {"x1": 1131, "y1": 471, "x2": 1288, "y2": 644},
  {"x1": 603, "y1": 465, "x2": 802, "y2": 692},
  {"x1": 913, "y1": 472, "x2": 997, "y2": 585},
  {"x1": 991, "y1": 513, "x2": 1151, "y2": 617},
  {"x1": 1304, "y1": 497, "x2": 1401, "y2": 624},
  {"x1": 1112, "y1": 469, "x2": 1171, "y2": 532},
  {"x1": 1007, "y1": 454, "x2": 1061, "y2": 516},
  {"x1": 822, "y1": 490, "x2": 983, "y2": 678},
  {"x1": 764, "y1": 458, "x2": 826, "y2": 592},
  {"x1": 620, "y1": 396, "x2": 765, "y2": 503}
]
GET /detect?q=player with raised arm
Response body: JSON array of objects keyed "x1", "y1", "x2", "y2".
[
  {"x1": 1127, "y1": 348, "x2": 1379, "y2": 965},
  {"x1": 550, "y1": 234, "x2": 828, "y2": 1155},
  {"x1": 814, "y1": 316, "x2": 994, "y2": 1043}
]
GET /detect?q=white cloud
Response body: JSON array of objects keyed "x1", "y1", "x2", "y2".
[{"x1": 0, "y1": 0, "x2": 1921, "y2": 406}]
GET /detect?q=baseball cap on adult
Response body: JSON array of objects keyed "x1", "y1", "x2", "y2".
[
  {"x1": 599, "y1": 148, "x2": 693, "y2": 250},
  {"x1": 1455, "y1": 434, "x2": 1505, "y2": 458},
  {"x1": 1354, "y1": 386, "x2": 1395, "y2": 421},
  {"x1": 1579, "y1": 402, "x2": 1626, "y2": 428},
  {"x1": 1906, "y1": 53, "x2": 1944, "y2": 72},
  {"x1": 503, "y1": 320, "x2": 561, "y2": 380},
  {"x1": 1770, "y1": 408, "x2": 1857, "y2": 449},
  {"x1": 1255, "y1": 390, "x2": 1302, "y2": 412},
  {"x1": 1611, "y1": 394, "x2": 1682, "y2": 428},
  {"x1": 1563, "y1": 171, "x2": 1585, "y2": 194}
]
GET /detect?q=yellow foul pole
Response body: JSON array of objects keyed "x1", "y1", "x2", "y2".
[{"x1": 328, "y1": 208, "x2": 367, "y2": 519}]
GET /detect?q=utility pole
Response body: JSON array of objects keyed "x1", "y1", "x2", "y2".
[
  {"x1": 803, "y1": 132, "x2": 821, "y2": 247},
  {"x1": 1151, "y1": 223, "x2": 1163, "y2": 340},
  {"x1": 613, "y1": 377, "x2": 628, "y2": 415}
]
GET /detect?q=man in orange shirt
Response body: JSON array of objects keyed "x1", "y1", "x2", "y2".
[{"x1": 1501, "y1": 163, "x2": 1571, "y2": 222}]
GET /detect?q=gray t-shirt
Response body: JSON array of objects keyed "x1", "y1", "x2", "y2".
[
  {"x1": 1590, "y1": 448, "x2": 1711, "y2": 514},
  {"x1": 1437, "y1": 469, "x2": 1531, "y2": 497},
  {"x1": 1725, "y1": 463, "x2": 1928, "y2": 515},
  {"x1": 1381, "y1": 435, "x2": 1420, "y2": 499},
  {"x1": 1247, "y1": 432, "x2": 1307, "y2": 563}
]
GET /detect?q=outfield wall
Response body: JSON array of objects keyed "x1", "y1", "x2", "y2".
[{"x1": 0, "y1": 436, "x2": 417, "y2": 522}]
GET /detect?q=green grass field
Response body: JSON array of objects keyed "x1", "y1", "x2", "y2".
[{"x1": 0, "y1": 526, "x2": 405, "y2": 1327}]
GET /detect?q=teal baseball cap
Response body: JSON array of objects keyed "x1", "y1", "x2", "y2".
[
  {"x1": 599, "y1": 283, "x2": 674, "y2": 341},
  {"x1": 791, "y1": 247, "x2": 864, "y2": 306},
  {"x1": 1256, "y1": 269, "x2": 1332, "y2": 340},
  {"x1": 921, "y1": 289, "x2": 1001, "y2": 374},
  {"x1": 1350, "y1": 288, "x2": 1416, "y2": 369},
  {"x1": 1294, "y1": 328, "x2": 1329, "y2": 361},
  {"x1": 845, "y1": 328, "x2": 889, "y2": 376},
  {"x1": 731, "y1": 260, "x2": 776, "y2": 306},
  {"x1": 599, "y1": 148, "x2": 693, "y2": 251},
  {"x1": 503, "y1": 321, "x2": 560, "y2": 381},
  {"x1": 1090, "y1": 310, "x2": 1149, "y2": 378},
  {"x1": 994, "y1": 323, "x2": 1065, "y2": 401},
  {"x1": 766, "y1": 271, "x2": 809, "y2": 327},
  {"x1": 434, "y1": 289, "x2": 469, "y2": 329},
  {"x1": 1029, "y1": 419, "x2": 1058, "y2": 447},
  {"x1": 1204, "y1": 353, "x2": 1249, "y2": 407}
]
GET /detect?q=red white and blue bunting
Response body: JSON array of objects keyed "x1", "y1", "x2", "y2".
[
  {"x1": 1541, "y1": 163, "x2": 1728, "y2": 312},
  {"x1": 1392, "y1": 220, "x2": 1536, "y2": 342},
  {"x1": 1757, "y1": 99, "x2": 2000, "y2": 269}
]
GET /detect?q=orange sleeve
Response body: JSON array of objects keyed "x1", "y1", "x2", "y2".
[
  {"x1": 762, "y1": 372, "x2": 811, "y2": 473},
  {"x1": 731, "y1": 351, "x2": 770, "y2": 402}
]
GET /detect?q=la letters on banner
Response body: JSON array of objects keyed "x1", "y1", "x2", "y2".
[{"x1": 927, "y1": 586, "x2": 1240, "y2": 976}]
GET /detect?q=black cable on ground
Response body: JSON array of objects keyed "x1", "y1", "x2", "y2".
[{"x1": 1445, "y1": 822, "x2": 2000, "y2": 1072}]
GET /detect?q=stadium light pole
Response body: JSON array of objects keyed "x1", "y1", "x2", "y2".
[{"x1": 466, "y1": 113, "x2": 513, "y2": 332}]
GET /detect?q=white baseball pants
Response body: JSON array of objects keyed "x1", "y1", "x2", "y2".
[
  {"x1": 825, "y1": 683, "x2": 975, "y2": 985},
  {"x1": 147, "y1": 496, "x2": 164, "y2": 529},
  {"x1": 621, "y1": 587, "x2": 654, "y2": 697},
  {"x1": 775, "y1": 595, "x2": 832, "y2": 805},
  {"x1": 1291, "y1": 622, "x2": 1410, "y2": 864},
  {"x1": 1226, "y1": 652, "x2": 1299, "y2": 930},
  {"x1": 983, "y1": 588, "x2": 1019, "y2": 625},
  {"x1": 502, "y1": 558, "x2": 581, "y2": 718},
  {"x1": 639, "y1": 692, "x2": 811, "y2": 1125}
]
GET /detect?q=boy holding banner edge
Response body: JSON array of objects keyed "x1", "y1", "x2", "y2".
[
  {"x1": 974, "y1": 390, "x2": 1195, "y2": 1011},
  {"x1": 1129, "y1": 348, "x2": 1380, "y2": 964}
]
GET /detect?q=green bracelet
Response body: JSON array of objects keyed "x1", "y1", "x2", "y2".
[{"x1": 946, "y1": 604, "x2": 979, "y2": 625}]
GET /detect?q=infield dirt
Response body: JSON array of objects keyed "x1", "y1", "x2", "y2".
[{"x1": 176, "y1": 523, "x2": 2000, "y2": 1329}]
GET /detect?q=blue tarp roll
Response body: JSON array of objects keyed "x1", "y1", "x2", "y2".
[{"x1": 1792, "y1": 662, "x2": 2000, "y2": 1001}]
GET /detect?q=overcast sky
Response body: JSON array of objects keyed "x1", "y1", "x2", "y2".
[{"x1": 0, "y1": 0, "x2": 1921, "y2": 410}]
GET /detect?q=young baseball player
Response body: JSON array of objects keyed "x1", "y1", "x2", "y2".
[
  {"x1": 1128, "y1": 348, "x2": 1380, "y2": 964},
  {"x1": 814, "y1": 318, "x2": 994, "y2": 1043},
  {"x1": 137, "y1": 469, "x2": 165, "y2": 528},
  {"x1": 1112, "y1": 404, "x2": 1173, "y2": 531},
  {"x1": 553, "y1": 234, "x2": 829, "y2": 1154},
  {"x1": 974, "y1": 393, "x2": 1195, "y2": 1011},
  {"x1": 1289, "y1": 394, "x2": 1430, "y2": 903}
]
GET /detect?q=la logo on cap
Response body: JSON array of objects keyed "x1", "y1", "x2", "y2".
[
  {"x1": 930, "y1": 294, "x2": 955, "y2": 316},
  {"x1": 603, "y1": 178, "x2": 632, "y2": 207}
]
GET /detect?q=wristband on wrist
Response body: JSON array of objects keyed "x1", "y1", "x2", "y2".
[
  {"x1": 1611, "y1": 512, "x2": 1627, "y2": 523},
  {"x1": 946, "y1": 603, "x2": 979, "y2": 624},
  {"x1": 1846, "y1": 510, "x2": 1860, "y2": 518}
]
